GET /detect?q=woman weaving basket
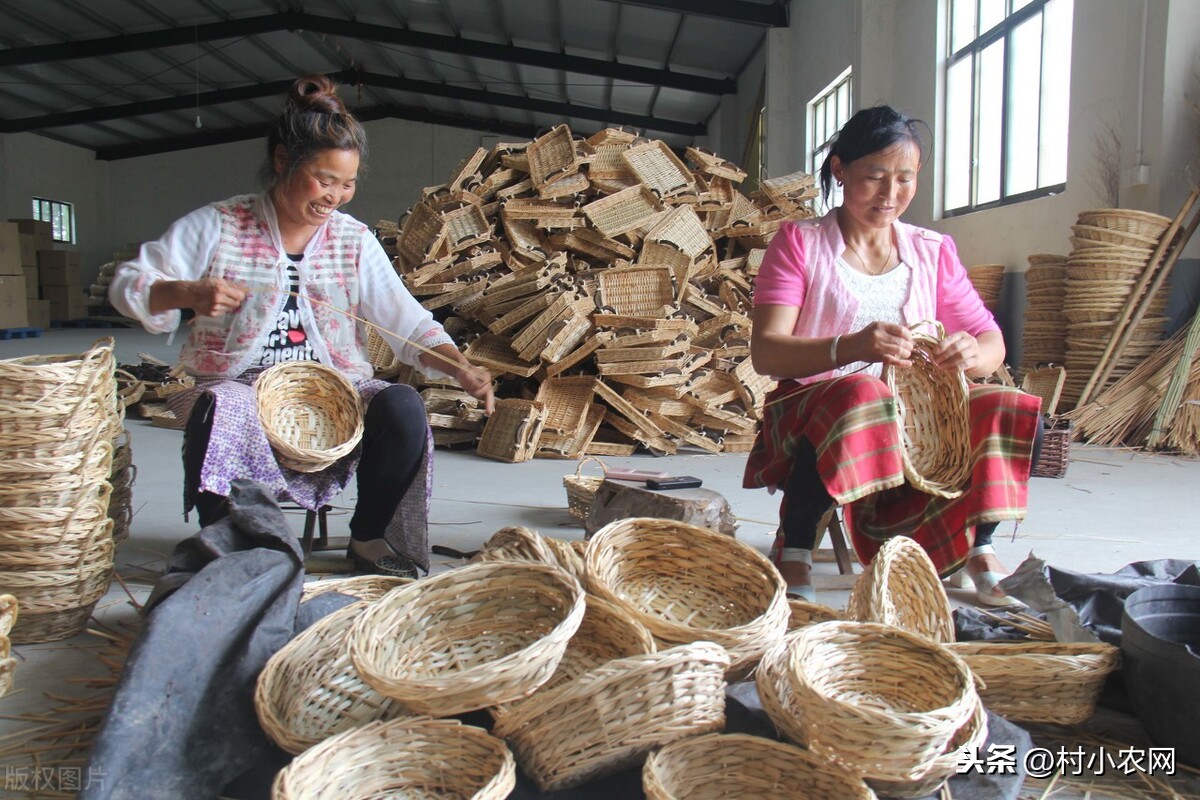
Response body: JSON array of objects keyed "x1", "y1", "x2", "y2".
[
  {"x1": 744, "y1": 105, "x2": 1042, "y2": 606},
  {"x1": 109, "y1": 75, "x2": 494, "y2": 578}
]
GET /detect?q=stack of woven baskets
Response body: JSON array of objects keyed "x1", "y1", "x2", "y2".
[
  {"x1": 967, "y1": 264, "x2": 1005, "y2": 313},
  {"x1": 1021, "y1": 253, "x2": 1068, "y2": 374},
  {"x1": 0, "y1": 339, "x2": 121, "y2": 643},
  {"x1": 1060, "y1": 208, "x2": 1173, "y2": 409}
]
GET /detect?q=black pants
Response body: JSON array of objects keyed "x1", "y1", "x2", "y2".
[
  {"x1": 780, "y1": 416, "x2": 1047, "y2": 550},
  {"x1": 184, "y1": 383, "x2": 428, "y2": 542}
]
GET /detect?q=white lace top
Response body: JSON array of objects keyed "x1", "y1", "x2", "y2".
[{"x1": 835, "y1": 256, "x2": 913, "y2": 378}]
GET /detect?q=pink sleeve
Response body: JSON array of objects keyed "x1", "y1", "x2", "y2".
[
  {"x1": 936, "y1": 234, "x2": 999, "y2": 337},
  {"x1": 751, "y1": 222, "x2": 808, "y2": 307}
]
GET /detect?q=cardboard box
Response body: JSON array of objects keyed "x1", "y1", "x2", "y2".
[
  {"x1": 18, "y1": 234, "x2": 38, "y2": 267},
  {"x1": 36, "y1": 250, "x2": 81, "y2": 287},
  {"x1": 22, "y1": 267, "x2": 39, "y2": 299},
  {"x1": 0, "y1": 276, "x2": 29, "y2": 329},
  {"x1": 26, "y1": 298, "x2": 50, "y2": 329},
  {"x1": 0, "y1": 223, "x2": 21, "y2": 276},
  {"x1": 8, "y1": 219, "x2": 53, "y2": 252},
  {"x1": 43, "y1": 284, "x2": 86, "y2": 321}
]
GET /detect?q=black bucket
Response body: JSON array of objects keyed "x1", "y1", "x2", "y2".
[{"x1": 1121, "y1": 583, "x2": 1200, "y2": 767}]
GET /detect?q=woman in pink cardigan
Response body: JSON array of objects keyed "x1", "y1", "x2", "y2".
[{"x1": 744, "y1": 106, "x2": 1042, "y2": 605}]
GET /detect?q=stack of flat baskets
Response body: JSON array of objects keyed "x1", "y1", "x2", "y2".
[
  {"x1": 256, "y1": 361, "x2": 364, "y2": 473},
  {"x1": 1021, "y1": 253, "x2": 1068, "y2": 373},
  {"x1": 0, "y1": 339, "x2": 122, "y2": 643},
  {"x1": 967, "y1": 264, "x2": 1005, "y2": 312}
]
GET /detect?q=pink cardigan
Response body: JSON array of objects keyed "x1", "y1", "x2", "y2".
[{"x1": 753, "y1": 212, "x2": 998, "y2": 384}]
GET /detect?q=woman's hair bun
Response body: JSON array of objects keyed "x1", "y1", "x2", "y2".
[{"x1": 290, "y1": 74, "x2": 345, "y2": 116}]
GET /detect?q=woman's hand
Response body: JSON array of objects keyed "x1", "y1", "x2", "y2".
[
  {"x1": 847, "y1": 322, "x2": 914, "y2": 368},
  {"x1": 454, "y1": 363, "x2": 495, "y2": 414},
  {"x1": 931, "y1": 330, "x2": 982, "y2": 373},
  {"x1": 187, "y1": 278, "x2": 247, "y2": 317}
]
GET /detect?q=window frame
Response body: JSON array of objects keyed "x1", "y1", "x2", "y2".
[
  {"x1": 943, "y1": 0, "x2": 1070, "y2": 218},
  {"x1": 31, "y1": 197, "x2": 75, "y2": 244},
  {"x1": 807, "y1": 67, "x2": 853, "y2": 215}
]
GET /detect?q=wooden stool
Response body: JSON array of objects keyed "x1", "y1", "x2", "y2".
[
  {"x1": 301, "y1": 506, "x2": 332, "y2": 558},
  {"x1": 813, "y1": 508, "x2": 855, "y2": 575}
]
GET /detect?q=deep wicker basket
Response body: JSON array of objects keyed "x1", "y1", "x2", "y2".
[
  {"x1": 255, "y1": 362, "x2": 364, "y2": 473},
  {"x1": 270, "y1": 718, "x2": 516, "y2": 800},
  {"x1": 643, "y1": 732, "x2": 877, "y2": 800},
  {"x1": 847, "y1": 535, "x2": 955, "y2": 642},
  {"x1": 562, "y1": 456, "x2": 607, "y2": 520},
  {"x1": 584, "y1": 517, "x2": 788, "y2": 679},
  {"x1": 1032, "y1": 417, "x2": 1072, "y2": 479},
  {"x1": 348, "y1": 561, "x2": 585, "y2": 716}
]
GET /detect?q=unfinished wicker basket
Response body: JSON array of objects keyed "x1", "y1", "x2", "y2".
[
  {"x1": 847, "y1": 535, "x2": 955, "y2": 642},
  {"x1": 490, "y1": 642, "x2": 729, "y2": 792},
  {"x1": 270, "y1": 718, "x2": 516, "y2": 800},
  {"x1": 562, "y1": 456, "x2": 607, "y2": 520},
  {"x1": 947, "y1": 640, "x2": 1120, "y2": 724},
  {"x1": 785, "y1": 620, "x2": 980, "y2": 786},
  {"x1": 643, "y1": 732, "x2": 877, "y2": 800},
  {"x1": 348, "y1": 561, "x2": 585, "y2": 716},
  {"x1": 255, "y1": 362, "x2": 364, "y2": 473},
  {"x1": 255, "y1": 601, "x2": 412, "y2": 755},
  {"x1": 884, "y1": 323, "x2": 971, "y2": 498},
  {"x1": 584, "y1": 517, "x2": 789, "y2": 678}
]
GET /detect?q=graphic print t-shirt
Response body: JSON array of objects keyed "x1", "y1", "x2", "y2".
[{"x1": 259, "y1": 254, "x2": 315, "y2": 366}]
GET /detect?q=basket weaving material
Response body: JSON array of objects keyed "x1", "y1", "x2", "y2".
[
  {"x1": 255, "y1": 602, "x2": 412, "y2": 755},
  {"x1": 884, "y1": 324, "x2": 971, "y2": 499},
  {"x1": 584, "y1": 517, "x2": 789, "y2": 678},
  {"x1": 785, "y1": 620, "x2": 981, "y2": 787},
  {"x1": 847, "y1": 535, "x2": 955, "y2": 642},
  {"x1": 947, "y1": 640, "x2": 1120, "y2": 724},
  {"x1": 490, "y1": 642, "x2": 728, "y2": 792},
  {"x1": 642, "y1": 732, "x2": 877, "y2": 800},
  {"x1": 255, "y1": 362, "x2": 364, "y2": 473},
  {"x1": 348, "y1": 561, "x2": 585, "y2": 716},
  {"x1": 270, "y1": 718, "x2": 516, "y2": 800},
  {"x1": 563, "y1": 456, "x2": 607, "y2": 519}
]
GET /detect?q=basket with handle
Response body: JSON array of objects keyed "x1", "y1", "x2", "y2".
[
  {"x1": 270, "y1": 718, "x2": 516, "y2": 800},
  {"x1": 255, "y1": 362, "x2": 364, "y2": 473},
  {"x1": 563, "y1": 457, "x2": 609, "y2": 521},
  {"x1": 347, "y1": 561, "x2": 585, "y2": 716},
  {"x1": 595, "y1": 267, "x2": 675, "y2": 317},
  {"x1": 883, "y1": 322, "x2": 972, "y2": 499},
  {"x1": 847, "y1": 535, "x2": 955, "y2": 642},
  {"x1": 621, "y1": 140, "x2": 696, "y2": 198},
  {"x1": 526, "y1": 124, "x2": 580, "y2": 189},
  {"x1": 582, "y1": 185, "x2": 664, "y2": 237},
  {"x1": 476, "y1": 398, "x2": 547, "y2": 463}
]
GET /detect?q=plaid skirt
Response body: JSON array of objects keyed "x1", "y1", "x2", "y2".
[{"x1": 743, "y1": 373, "x2": 1041, "y2": 575}]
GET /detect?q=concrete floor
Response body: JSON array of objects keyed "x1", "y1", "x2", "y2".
[{"x1": 1, "y1": 325, "x2": 1198, "y2": 793}]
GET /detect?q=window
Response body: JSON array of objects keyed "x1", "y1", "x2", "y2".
[
  {"x1": 944, "y1": 0, "x2": 1073, "y2": 215},
  {"x1": 808, "y1": 67, "x2": 852, "y2": 214},
  {"x1": 32, "y1": 197, "x2": 75, "y2": 244}
]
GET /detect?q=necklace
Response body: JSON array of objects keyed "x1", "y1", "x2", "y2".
[{"x1": 845, "y1": 239, "x2": 894, "y2": 276}]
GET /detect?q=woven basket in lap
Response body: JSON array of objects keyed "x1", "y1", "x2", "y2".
[
  {"x1": 490, "y1": 642, "x2": 729, "y2": 792},
  {"x1": 255, "y1": 362, "x2": 364, "y2": 473},
  {"x1": 256, "y1": 602, "x2": 412, "y2": 755},
  {"x1": 847, "y1": 535, "x2": 955, "y2": 643},
  {"x1": 299, "y1": 574, "x2": 411, "y2": 603},
  {"x1": 947, "y1": 640, "x2": 1120, "y2": 724},
  {"x1": 643, "y1": 732, "x2": 877, "y2": 800},
  {"x1": 270, "y1": 717, "x2": 515, "y2": 800},
  {"x1": 884, "y1": 323, "x2": 971, "y2": 499},
  {"x1": 348, "y1": 561, "x2": 585, "y2": 716},
  {"x1": 584, "y1": 517, "x2": 789, "y2": 679},
  {"x1": 562, "y1": 456, "x2": 607, "y2": 520},
  {"x1": 472, "y1": 526, "x2": 586, "y2": 582}
]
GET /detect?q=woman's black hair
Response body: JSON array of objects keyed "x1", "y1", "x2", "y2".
[
  {"x1": 819, "y1": 105, "x2": 928, "y2": 204},
  {"x1": 258, "y1": 74, "x2": 369, "y2": 190}
]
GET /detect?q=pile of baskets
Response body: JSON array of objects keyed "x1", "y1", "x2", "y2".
[
  {"x1": 0, "y1": 339, "x2": 122, "y2": 643},
  {"x1": 1021, "y1": 253, "x2": 1068, "y2": 373},
  {"x1": 967, "y1": 263, "x2": 1005, "y2": 312}
]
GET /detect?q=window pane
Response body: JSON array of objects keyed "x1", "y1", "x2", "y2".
[
  {"x1": 950, "y1": 0, "x2": 977, "y2": 52},
  {"x1": 976, "y1": 39, "x2": 1004, "y2": 205},
  {"x1": 1006, "y1": 12, "x2": 1043, "y2": 195},
  {"x1": 1012, "y1": 0, "x2": 1035, "y2": 10},
  {"x1": 945, "y1": 57, "x2": 973, "y2": 210},
  {"x1": 837, "y1": 82, "x2": 850, "y2": 127},
  {"x1": 1040, "y1": 0, "x2": 1073, "y2": 186},
  {"x1": 979, "y1": 0, "x2": 1006, "y2": 35}
]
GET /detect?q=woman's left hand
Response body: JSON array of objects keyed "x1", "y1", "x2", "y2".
[
  {"x1": 455, "y1": 364, "x2": 495, "y2": 414},
  {"x1": 931, "y1": 331, "x2": 982, "y2": 373}
]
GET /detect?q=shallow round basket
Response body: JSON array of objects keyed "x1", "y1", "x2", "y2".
[
  {"x1": 348, "y1": 561, "x2": 585, "y2": 716},
  {"x1": 255, "y1": 362, "x2": 364, "y2": 473},
  {"x1": 256, "y1": 601, "x2": 412, "y2": 755},
  {"x1": 584, "y1": 517, "x2": 789, "y2": 679},
  {"x1": 883, "y1": 326, "x2": 971, "y2": 499},
  {"x1": 1076, "y1": 208, "x2": 1171, "y2": 239},
  {"x1": 271, "y1": 717, "x2": 515, "y2": 800},
  {"x1": 643, "y1": 732, "x2": 877, "y2": 800},
  {"x1": 490, "y1": 642, "x2": 729, "y2": 792},
  {"x1": 0, "y1": 338, "x2": 116, "y2": 405},
  {"x1": 947, "y1": 640, "x2": 1120, "y2": 724},
  {"x1": 472, "y1": 526, "x2": 586, "y2": 581},
  {"x1": 786, "y1": 620, "x2": 979, "y2": 785},
  {"x1": 562, "y1": 456, "x2": 607, "y2": 520},
  {"x1": 299, "y1": 574, "x2": 411, "y2": 603},
  {"x1": 1069, "y1": 225, "x2": 1160, "y2": 249},
  {"x1": 847, "y1": 535, "x2": 955, "y2": 642}
]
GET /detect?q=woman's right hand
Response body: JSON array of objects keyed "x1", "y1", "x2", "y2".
[
  {"x1": 847, "y1": 322, "x2": 914, "y2": 368},
  {"x1": 186, "y1": 278, "x2": 247, "y2": 317}
]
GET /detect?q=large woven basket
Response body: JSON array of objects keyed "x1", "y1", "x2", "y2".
[
  {"x1": 948, "y1": 640, "x2": 1120, "y2": 724},
  {"x1": 271, "y1": 718, "x2": 516, "y2": 800},
  {"x1": 643, "y1": 732, "x2": 877, "y2": 800},
  {"x1": 348, "y1": 561, "x2": 585, "y2": 716},
  {"x1": 785, "y1": 620, "x2": 980, "y2": 788},
  {"x1": 255, "y1": 601, "x2": 412, "y2": 755},
  {"x1": 584, "y1": 517, "x2": 789, "y2": 679},
  {"x1": 255, "y1": 362, "x2": 363, "y2": 473},
  {"x1": 490, "y1": 642, "x2": 729, "y2": 792},
  {"x1": 847, "y1": 535, "x2": 955, "y2": 642},
  {"x1": 884, "y1": 323, "x2": 971, "y2": 498}
]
